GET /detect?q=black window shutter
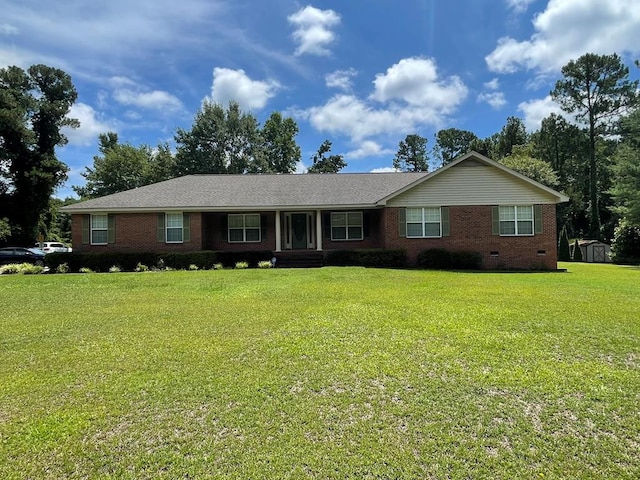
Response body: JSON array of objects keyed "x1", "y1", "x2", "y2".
[
  {"x1": 398, "y1": 208, "x2": 406, "y2": 238},
  {"x1": 82, "y1": 215, "x2": 90, "y2": 244}
]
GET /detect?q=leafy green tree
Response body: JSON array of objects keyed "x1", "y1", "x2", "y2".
[
  {"x1": 393, "y1": 134, "x2": 429, "y2": 172},
  {"x1": 254, "y1": 112, "x2": 301, "y2": 173},
  {"x1": 433, "y1": 128, "x2": 478, "y2": 166},
  {"x1": 610, "y1": 143, "x2": 640, "y2": 224},
  {"x1": 572, "y1": 238, "x2": 583, "y2": 262},
  {"x1": 174, "y1": 101, "x2": 260, "y2": 175},
  {"x1": 0, "y1": 64, "x2": 78, "y2": 244},
  {"x1": 558, "y1": 225, "x2": 571, "y2": 261},
  {"x1": 551, "y1": 53, "x2": 639, "y2": 238},
  {"x1": 495, "y1": 116, "x2": 528, "y2": 160},
  {"x1": 74, "y1": 133, "x2": 166, "y2": 198},
  {"x1": 610, "y1": 222, "x2": 640, "y2": 264},
  {"x1": 498, "y1": 145, "x2": 559, "y2": 189},
  {"x1": 0, "y1": 217, "x2": 10, "y2": 242},
  {"x1": 307, "y1": 140, "x2": 346, "y2": 173}
]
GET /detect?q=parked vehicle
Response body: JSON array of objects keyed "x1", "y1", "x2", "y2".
[
  {"x1": 0, "y1": 247, "x2": 46, "y2": 266},
  {"x1": 37, "y1": 242, "x2": 72, "y2": 253}
]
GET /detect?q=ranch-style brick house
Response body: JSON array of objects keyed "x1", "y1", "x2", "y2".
[{"x1": 61, "y1": 152, "x2": 569, "y2": 269}]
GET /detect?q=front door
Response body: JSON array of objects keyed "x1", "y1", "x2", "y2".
[{"x1": 291, "y1": 213, "x2": 308, "y2": 249}]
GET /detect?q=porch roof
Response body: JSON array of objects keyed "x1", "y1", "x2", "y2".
[{"x1": 61, "y1": 172, "x2": 429, "y2": 213}]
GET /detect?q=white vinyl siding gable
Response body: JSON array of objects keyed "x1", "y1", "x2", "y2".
[{"x1": 387, "y1": 164, "x2": 560, "y2": 207}]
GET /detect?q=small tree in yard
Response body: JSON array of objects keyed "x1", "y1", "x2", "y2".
[
  {"x1": 558, "y1": 225, "x2": 571, "y2": 261},
  {"x1": 572, "y1": 239, "x2": 584, "y2": 262}
]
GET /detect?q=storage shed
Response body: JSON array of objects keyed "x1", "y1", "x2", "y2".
[{"x1": 578, "y1": 240, "x2": 612, "y2": 263}]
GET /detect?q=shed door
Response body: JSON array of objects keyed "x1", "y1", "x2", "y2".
[{"x1": 593, "y1": 245, "x2": 606, "y2": 262}]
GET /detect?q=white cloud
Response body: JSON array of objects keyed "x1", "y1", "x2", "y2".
[
  {"x1": 208, "y1": 67, "x2": 279, "y2": 111},
  {"x1": 63, "y1": 103, "x2": 115, "y2": 146},
  {"x1": 487, "y1": 0, "x2": 640, "y2": 73},
  {"x1": 371, "y1": 167, "x2": 399, "y2": 173},
  {"x1": 518, "y1": 95, "x2": 563, "y2": 131},
  {"x1": 326, "y1": 68, "x2": 357, "y2": 90},
  {"x1": 371, "y1": 57, "x2": 467, "y2": 111},
  {"x1": 506, "y1": 0, "x2": 535, "y2": 14},
  {"x1": 484, "y1": 78, "x2": 500, "y2": 90},
  {"x1": 301, "y1": 57, "x2": 468, "y2": 143},
  {"x1": 288, "y1": 6, "x2": 340, "y2": 56},
  {"x1": 114, "y1": 89, "x2": 183, "y2": 112},
  {"x1": 0, "y1": 24, "x2": 18, "y2": 35},
  {"x1": 478, "y1": 92, "x2": 507, "y2": 109},
  {"x1": 345, "y1": 141, "x2": 394, "y2": 160}
]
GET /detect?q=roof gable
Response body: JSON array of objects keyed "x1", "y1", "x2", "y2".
[{"x1": 381, "y1": 151, "x2": 569, "y2": 205}]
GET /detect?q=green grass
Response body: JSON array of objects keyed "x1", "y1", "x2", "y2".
[{"x1": 1, "y1": 263, "x2": 638, "y2": 479}]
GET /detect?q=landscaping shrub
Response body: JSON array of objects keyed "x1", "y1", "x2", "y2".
[
  {"x1": 449, "y1": 250, "x2": 483, "y2": 270},
  {"x1": 323, "y1": 249, "x2": 407, "y2": 268},
  {"x1": 258, "y1": 260, "x2": 273, "y2": 269},
  {"x1": 216, "y1": 250, "x2": 273, "y2": 268},
  {"x1": 416, "y1": 248, "x2": 452, "y2": 269},
  {"x1": 109, "y1": 265, "x2": 122, "y2": 273},
  {"x1": 558, "y1": 225, "x2": 571, "y2": 261},
  {"x1": 572, "y1": 239, "x2": 584, "y2": 262},
  {"x1": 610, "y1": 223, "x2": 640, "y2": 264},
  {"x1": 235, "y1": 261, "x2": 249, "y2": 269},
  {"x1": 0, "y1": 264, "x2": 21, "y2": 275},
  {"x1": 56, "y1": 262, "x2": 69, "y2": 274},
  {"x1": 417, "y1": 248, "x2": 482, "y2": 270},
  {"x1": 0, "y1": 263, "x2": 44, "y2": 275}
]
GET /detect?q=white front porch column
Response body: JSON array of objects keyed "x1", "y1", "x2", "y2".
[
  {"x1": 316, "y1": 209, "x2": 323, "y2": 251},
  {"x1": 275, "y1": 210, "x2": 282, "y2": 252}
]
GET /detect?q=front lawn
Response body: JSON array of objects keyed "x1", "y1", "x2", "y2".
[{"x1": 0, "y1": 263, "x2": 638, "y2": 478}]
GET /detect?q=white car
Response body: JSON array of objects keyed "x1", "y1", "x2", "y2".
[{"x1": 38, "y1": 242, "x2": 73, "y2": 254}]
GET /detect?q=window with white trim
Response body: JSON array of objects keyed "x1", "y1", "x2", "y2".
[
  {"x1": 406, "y1": 207, "x2": 441, "y2": 238},
  {"x1": 331, "y1": 212, "x2": 363, "y2": 240},
  {"x1": 166, "y1": 213, "x2": 184, "y2": 243},
  {"x1": 499, "y1": 205, "x2": 533, "y2": 235},
  {"x1": 228, "y1": 214, "x2": 261, "y2": 243},
  {"x1": 91, "y1": 214, "x2": 108, "y2": 245}
]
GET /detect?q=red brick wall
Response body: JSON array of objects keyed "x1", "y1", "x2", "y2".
[
  {"x1": 71, "y1": 213, "x2": 203, "y2": 252},
  {"x1": 202, "y1": 212, "x2": 276, "y2": 251},
  {"x1": 383, "y1": 205, "x2": 558, "y2": 269},
  {"x1": 72, "y1": 206, "x2": 559, "y2": 269}
]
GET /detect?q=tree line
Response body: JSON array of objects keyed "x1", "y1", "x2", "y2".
[{"x1": 2, "y1": 53, "x2": 640, "y2": 250}]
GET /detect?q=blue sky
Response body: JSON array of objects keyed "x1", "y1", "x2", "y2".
[{"x1": 2, "y1": 0, "x2": 640, "y2": 198}]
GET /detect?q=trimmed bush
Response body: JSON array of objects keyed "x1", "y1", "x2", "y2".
[
  {"x1": 216, "y1": 250, "x2": 273, "y2": 268},
  {"x1": 323, "y1": 249, "x2": 407, "y2": 268},
  {"x1": 258, "y1": 260, "x2": 273, "y2": 269},
  {"x1": 0, "y1": 263, "x2": 45, "y2": 275},
  {"x1": 416, "y1": 248, "x2": 452, "y2": 269},
  {"x1": 558, "y1": 225, "x2": 571, "y2": 261},
  {"x1": 56, "y1": 262, "x2": 69, "y2": 274},
  {"x1": 572, "y1": 239, "x2": 584, "y2": 262},
  {"x1": 416, "y1": 248, "x2": 482, "y2": 270},
  {"x1": 611, "y1": 223, "x2": 640, "y2": 265},
  {"x1": 235, "y1": 261, "x2": 249, "y2": 269},
  {"x1": 449, "y1": 250, "x2": 483, "y2": 270}
]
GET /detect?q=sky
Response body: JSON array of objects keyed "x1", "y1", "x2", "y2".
[{"x1": 2, "y1": 0, "x2": 640, "y2": 198}]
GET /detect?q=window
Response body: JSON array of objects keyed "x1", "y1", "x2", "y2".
[
  {"x1": 228, "y1": 214, "x2": 261, "y2": 243},
  {"x1": 91, "y1": 214, "x2": 108, "y2": 244},
  {"x1": 499, "y1": 206, "x2": 533, "y2": 235},
  {"x1": 165, "y1": 213, "x2": 183, "y2": 243},
  {"x1": 406, "y1": 207, "x2": 441, "y2": 238},
  {"x1": 331, "y1": 212, "x2": 363, "y2": 240}
]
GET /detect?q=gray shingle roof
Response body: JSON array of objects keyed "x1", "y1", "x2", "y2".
[{"x1": 61, "y1": 172, "x2": 429, "y2": 213}]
